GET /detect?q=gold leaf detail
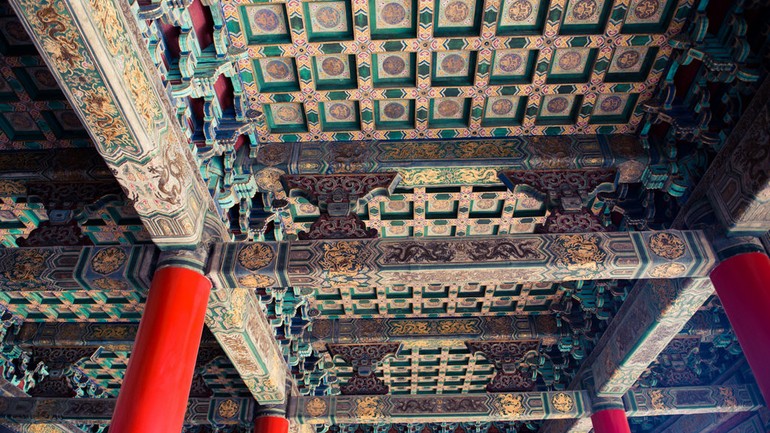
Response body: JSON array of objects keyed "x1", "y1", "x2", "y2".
[
  {"x1": 91, "y1": 247, "x2": 127, "y2": 275},
  {"x1": 217, "y1": 399, "x2": 239, "y2": 418},
  {"x1": 649, "y1": 232, "x2": 686, "y2": 260},
  {"x1": 551, "y1": 392, "x2": 575, "y2": 413},
  {"x1": 305, "y1": 397, "x2": 328, "y2": 417},
  {"x1": 237, "y1": 243, "x2": 275, "y2": 271}
]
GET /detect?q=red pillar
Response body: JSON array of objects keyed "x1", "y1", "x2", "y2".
[
  {"x1": 254, "y1": 415, "x2": 290, "y2": 433},
  {"x1": 110, "y1": 266, "x2": 211, "y2": 433},
  {"x1": 710, "y1": 251, "x2": 770, "y2": 403},
  {"x1": 590, "y1": 409, "x2": 632, "y2": 433}
]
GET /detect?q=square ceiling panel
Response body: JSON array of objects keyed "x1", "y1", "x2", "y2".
[
  {"x1": 590, "y1": 93, "x2": 639, "y2": 124},
  {"x1": 369, "y1": 0, "x2": 417, "y2": 39},
  {"x1": 375, "y1": 99, "x2": 415, "y2": 129},
  {"x1": 265, "y1": 103, "x2": 307, "y2": 133},
  {"x1": 537, "y1": 94, "x2": 582, "y2": 125},
  {"x1": 429, "y1": 97, "x2": 471, "y2": 128},
  {"x1": 320, "y1": 101, "x2": 361, "y2": 131},
  {"x1": 303, "y1": 1, "x2": 354, "y2": 42},
  {"x1": 225, "y1": 0, "x2": 692, "y2": 140}
]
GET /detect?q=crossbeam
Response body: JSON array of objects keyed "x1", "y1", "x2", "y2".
[{"x1": 291, "y1": 385, "x2": 761, "y2": 425}]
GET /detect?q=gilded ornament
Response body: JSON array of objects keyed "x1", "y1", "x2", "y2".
[
  {"x1": 496, "y1": 393, "x2": 526, "y2": 416},
  {"x1": 305, "y1": 397, "x2": 328, "y2": 417},
  {"x1": 649, "y1": 262, "x2": 686, "y2": 278},
  {"x1": 554, "y1": 234, "x2": 606, "y2": 272},
  {"x1": 255, "y1": 167, "x2": 286, "y2": 193},
  {"x1": 320, "y1": 241, "x2": 366, "y2": 277},
  {"x1": 91, "y1": 247, "x2": 127, "y2": 275},
  {"x1": 238, "y1": 274, "x2": 276, "y2": 288},
  {"x1": 0, "y1": 180, "x2": 25, "y2": 195},
  {"x1": 237, "y1": 243, "x2": 275, "y2": 271},
  {"x1": 551, "y1": 392, "x2": 575, "y2": 413},
  {"x1": 28, "y1": 425, "x2": 58, "y2": 433},
  {"x1": 217, "y1": 399, "x2": 240, "y2": 418},
  {"x1": 649, "y1": 389, "x2": 665, "y2": 410},
  {"x1": 719, "y1": 387, "x2": 738, "y2": 407},
  {"x1": 648, "y1": 232, "x2": 686, "y2": 260},
  {"x1": 355, "y1": 395, "x2": 383, "y2": 420},
  {"x1": 92, "y1": 277, "x2": 129, "y2": 290},
  {"x1": 2, "y1": 249, "x2": 48, "y2": 283}
]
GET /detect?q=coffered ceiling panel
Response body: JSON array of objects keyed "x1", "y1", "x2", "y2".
[{"x1": 223, "y1": 0, "x2": 692, "y2": 143}]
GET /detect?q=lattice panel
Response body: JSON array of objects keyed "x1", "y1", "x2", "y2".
[
  {"x1": 0, "y1": 290, "x2": 145, "y2": 322},
  {"x1": 328, "y1": 346, "x2": 497, "y2": 394},
  {"x1": 223, "y1": 0, "x2": 692, "y2": 142},
  {"x1": 282, "y1": 185, "x2": 547, "y2": 238},
  {"x1": 311, "y1": 281, "x2": 565, "y2": 318}
]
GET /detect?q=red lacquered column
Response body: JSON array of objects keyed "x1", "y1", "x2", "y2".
[
  {"x1": 591, "y1": 409, "x2": 631, "y2": 433},
  {"x1": 254, "y1": 415, "x2": 290, "y2": 433},
  {"x1": 710, "y1": 251, "x2": 770, "y2": 403},
  {"x1": 110, "y1": 266, "x2": 211, "y2": 433}
]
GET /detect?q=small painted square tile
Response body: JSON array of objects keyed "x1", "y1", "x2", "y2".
[
  {"x1": 484, "y1": 96, "x2": 521, "y2": 119},
  {"x1": 376, "y1": 52, "x2": 413, "y2": 79},
  {"x1": 491, "y1": 49, "x2": 530, "y2": 77},
  {"x1": 373, "y1": 0, "x2": 413, "y2": 29},
  {"x1": 2, "y1": 112, "x2": 39, "y2": 132},
  {"x1": 267, "y1": 103, "x2": 305, "y2": 126},
  {"x1": 434, "y1": 51, "x2": 472, "y2": 78},
  {"x1": 315, "y1": 54, "x2": 353, "y2": 80},
  {"x1": 323, "y1": 101, "x2": 359, "y2": 123},
  {"x1": 607, "y1": 47, "x2": 649, "y2": 74},
  {"x1": 498, "y1": 0, "x2": 542, "y2": 27},
  {"x1": 625, "y1": 0, "x2": 668, "y2": 24},
  {"x1": 550, "y1": 48, "x2": 593, "y2": 75},
  {"x1": 540, "y1": 94, "x2": 578, "y2": 116},
  {"x1": 435, "y1": 0, "x2": 478, "y2": 27},
  {"x1": 379, "y1": 99, "x2": 412, "y2": 122},
  {"x1": 432, "y1": 98, "x2": 466, "y2": 120},
  {"x1": 562, "y1": 0, "x2": 609, "y2": 25},
  {"x1": 257, "y1": 57, "x2": 297, "y2": 83},
  {"x1": 243, "y1": 4, "x2": 289, "y2": 36},
  {"x1": 306, "y1": 2, "x2": 350, "y2": 33},
  {"x1": 592, "y1": 94, "x2": 629, "y2": 115}
]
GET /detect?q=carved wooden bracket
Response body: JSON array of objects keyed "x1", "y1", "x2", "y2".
[
  {"x1": 327, "y1": 343, "x2": 401, "y2": 395},
  {"x1": 466, "y1": 340, "x2": 541, "y2": 392}
]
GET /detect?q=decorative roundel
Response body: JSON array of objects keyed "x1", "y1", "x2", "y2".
[
  {"x1": 444, "y1": 1, "x2": 470, "y2": 23},
  {"x1": 32, "y1": 69, "x2": 58, "y2": 88},
  {"x1": 316, "y1": 6, "x2": 342, "y2": 29},
  {"x1": 634, "y1": 0, "x2": 660, "y2": 19},
  {"x1": 383, "y1": 102, "x2": 406, "y2": 119},
  {"x1": 237, "y1": 243, "x2": 275, "y2": 271},
  {"x1": 600, "y1": 95, "x2": 623, "y2": 112},
  {"x1": 507, "y1": 0, "x2": 533, "y2": 21},
  {"x1": 571, "y1": 0, "x2": 598, "y2": 20},
  {"x1": 491, "y1": 99, "x2": 514, "y2": 115},
  {"x1": 5, "y1": 21, "x2": 31, "y2": 43},
  {"x1": 7, "y1": 113, "x2": 35, "y2": 130},
  {"x1": 321, "y1": 57, "x2": 346, "y2": 76},
  {"x1": 498, "y1": 53, "x2": 524, "y2": 73},
  {"x1": 328, "y1": 103, "x2": 352, "y2": 120},
  {"x1": 558, "y1": 51, "x2": 583, "y2": 71},
  {"x1": 382, "y1": 55, "x2": 407, "y2": 75},
  {"x1": 437, "y1": 100, "x2": 461, "y2": 117},
  {"x1": 252, "y1": 9, "x2": 281, "y2": 32},
  {"x1": 616, "y1": 50, "x2": 641, "y2": 69},
  {"x1": 381, "y1": 2, "x2": 407, "y2": 25},
  {"x1": 441, "y1": 54, "x2": 467, "y2": 74},
  {"x1": 265, "y1": 60, "x2": 291, "y2": 80},
  {"x1": 546, "y1": 96, "x2": 569, "y2": 114},
  {"x1": 275, "y1": 105, "x2": 300, "y2": 122}
]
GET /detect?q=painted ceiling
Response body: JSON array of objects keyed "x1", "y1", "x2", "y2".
[{"x1": 225, "y1": 0, "x2": 689, "y2": 143}]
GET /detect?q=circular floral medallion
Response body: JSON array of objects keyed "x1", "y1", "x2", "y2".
[
  {"x1": 306, "y1": 397, "x2": 328, "y2": 417},
  {"x1": 316, "y1": 6, "x2": 342, "y2": 28},
  {"x1": 600, "y1": 95, "x2": 623, "y2": 112},
  {"x1": 498, "y1": 53, "x2": 523, "y2": 73},
  {"x1": 649, "y1": 232, "x2": 687, "y2": 260},
  {"x1": 558, "y1": 51, "x2": 583, "y2": 71},
  {"x1": 444, "y1": 1, "x2": 470, "y2": 23},
  {"x1": 382, "y1": 55, "x2": 406, "y2": 75},
  {"x1": 507, "y1": 0, "x2": 533, "y2": 21},
  {"x1": 572, "y1": 0, "x2": 598, "y2": 20},
  {"x1": 252, "y1": 9, "x2": 281, "y2": 32},
  {"x1": 546, "y1": 96, "x2": 569, "y2": 114},
  {"x1": 491, "y1": 99, "x2": 514, "y2": 115},
  {"x1": 217, "y1": 400, "x2": 239, "y2": 419},
  {"x1": 634, "y1": 0, "x2": 660, "y2": 19},
  {"x1": 383, "y1": 102, "x2": 406, "y2": 119},
  {"x1": 381, "y1": 2, "x2": 407, "y2": 25},
  {"x1": 441, "y1": 53, "x2": 466, "y2": 74},
  {"x1": 92, "y1": 247, "x2": 127, "y2": 275},
  {"x1": 275, "y1": 105, "x2": 300, "y2": 122},
  {"x1": 616, "y1": 50, "x2": 641, "y2": 69},
  {"x1": 321, "y1": 57, "x2": 346, "y2": 76},
  {"x1": 328, "y1": 102, "x2": 352, "y2": 120},
  {"x1": 237, "y1": 243, "x2": 275, "y2": 271},
  {"x1": 265, "y1": 60, "x2": 290, "y2": 80},
  {"x1": 437, "y1": 100, "x2": 461, "y2": 117}
]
